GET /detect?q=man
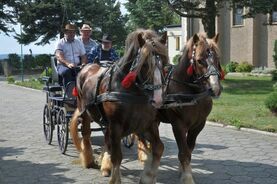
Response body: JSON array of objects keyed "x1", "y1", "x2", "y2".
[
  {"x1": 55, "y1": 23, "x2": 87, "y2": 87},
  {"x1": 79, "y1": 24, "x2": 98, "y2": 55},
  {"x1": 88, "y1": 34, "x2": 119, "y2": 65}
]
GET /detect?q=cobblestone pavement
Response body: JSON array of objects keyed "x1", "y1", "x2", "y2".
[{"x1": 0, "y1": 81, "x2": 277, "y2": 184}]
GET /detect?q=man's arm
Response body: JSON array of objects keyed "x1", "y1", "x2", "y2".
[{"x1": 55, "y1": 50, "x2": 74, "y2": 68}]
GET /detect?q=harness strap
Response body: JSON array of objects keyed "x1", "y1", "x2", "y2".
[
  {"x1": 160, "y1": 90, "x2": 211, "y2": 109},
  {"x1": 96, "y1": 92, "x2": 150, "y2": 104}
]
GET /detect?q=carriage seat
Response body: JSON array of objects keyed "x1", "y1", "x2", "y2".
[{"x1": 51, "y1": 56, "x2": 63, "y2": 86}]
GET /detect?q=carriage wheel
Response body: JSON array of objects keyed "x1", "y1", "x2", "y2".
[
  {"x1": 122, "y1": 134, "x2": 135, "y2": 148},
  {"x1": 43, "y1": 104, "x2": 53, "y2": 145},
  {"x1": 57, "y1": 108, "x2": 69, "y2": 154}
]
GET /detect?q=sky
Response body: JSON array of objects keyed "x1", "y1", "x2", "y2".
[{"x1": 0, "y1": 0, "x2": 127, "y2": 55}]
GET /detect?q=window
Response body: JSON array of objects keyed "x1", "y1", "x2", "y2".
[
  {"x1": 176, "y1": 37, "x2": 180, "y2": 51},
  {"x1": 233, "y1": 5, "x2": 244, "y2": 26}
]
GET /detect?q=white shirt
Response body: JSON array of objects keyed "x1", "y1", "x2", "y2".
[{"x1": 55, "y1": 37, "x2": 86, "y2": 65}]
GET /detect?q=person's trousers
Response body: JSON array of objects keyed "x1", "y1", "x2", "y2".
[{"x1": 57, "y1": 64, "x2": 77, "y2": 87}]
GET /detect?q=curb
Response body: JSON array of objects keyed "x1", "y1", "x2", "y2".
[{"x1": 206, "y1": 121, "x2": 277, "y2": 137}]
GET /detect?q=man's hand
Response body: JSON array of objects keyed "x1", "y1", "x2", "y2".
[{"x1": 67, "y1": 63, "x2": 75, "y2": 68}]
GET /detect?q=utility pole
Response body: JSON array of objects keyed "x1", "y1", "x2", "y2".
[{"x1": 20, "y1": 24, "x2": 24, "y2": 82}]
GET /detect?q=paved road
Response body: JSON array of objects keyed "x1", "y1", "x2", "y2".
[{"x1": 0, "y1": 81, "x2": 277, "y2": 184}]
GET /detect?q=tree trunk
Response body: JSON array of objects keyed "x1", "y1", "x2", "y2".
[{"x1": 202, "y1": 0, "x2": 216, "y2": 38}]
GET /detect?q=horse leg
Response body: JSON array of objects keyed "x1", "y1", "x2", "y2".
[
  {"x1": 172, "y1": 123, "x2": 195, "y2": 184},
  {"x1": 187, "y1": 121, "x2": 205, "y2": 152},
  {"x1": 100, "y1": 129, "x2": 112, "y2": 177},
  {"x1": 140, "y1": 123, "x2": 164, "y2": 184},
  {"x1": 79, "y1": 113, "x2": 95, "y2": 168},
  {"x1": 109, "y1": 124, "x2": 122, "y2": 184},
  {"x1": 137, "y1": 136, "x2": 151, "y2": 164}
]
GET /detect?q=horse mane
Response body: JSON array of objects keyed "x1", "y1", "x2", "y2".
[
  {"x1": 207, "y1": 37, "x2": 220, "y2": 58},
  {"x1": 120, "y1": 29, "x2": 168, "y2": 78},
  {"x1": 179, "y1": 32, "x2": 208, "y2": 65}
]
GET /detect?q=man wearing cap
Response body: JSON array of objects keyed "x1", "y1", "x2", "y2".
[
  {"x1": 55, "y1": 23, "x2": 87, "y2": 87},
  {"x1": 88, "y1": 34, "x2": 119, "y2": 66},
  {"x1": 79, "y1": 24, "x2": 98, "y2": 55}
]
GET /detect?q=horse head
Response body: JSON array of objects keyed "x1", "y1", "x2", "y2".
[
  {"x1": 180, "y1": 33, "x2": 223, "y2": 97},
  {"x1": 120, "y1": 29, "x2": 169, "y2": 107}
]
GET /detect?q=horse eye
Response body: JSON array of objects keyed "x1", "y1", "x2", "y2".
[{"x1": 198, "y1": 60, "x2": 208, "y2": 67}]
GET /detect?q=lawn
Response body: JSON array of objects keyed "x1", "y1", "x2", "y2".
[{"x1": 208, "y1": 75, "x2": 277, "y2": 132}]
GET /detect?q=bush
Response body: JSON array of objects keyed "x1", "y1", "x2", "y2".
[
  {"x1": 265, "y1": 91, "x2": 277, "y2": 114},
  {"x1": 172, "y1": 54, "x2": 181, "y2": 65},
  {"x1": 6, "y1": 76, "x2": 15, "y2": 83},
  {"x1": 8, "y1": 54, "x2": 21, "y2": 70},
  {"x1": 273, "y1": 40, "x2": 277, "y2": 69},
  {"x1": 35, "y1": 54, "x2": 51, "y2": 68},
  {"x1": 272, "y1": 70, "x2": 277, "y2": 81},
  {"x1": 225, "y1": 61, "x2": 238, "y2": 72},
  {"x1": 235, "y1": 61, "x2": 253, "y2": 72}
]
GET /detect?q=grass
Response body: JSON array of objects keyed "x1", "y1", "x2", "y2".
[
  {"x1": 208, "y1": 75, "x2": 277, "y2": 132},
  {"x1": 13, "y1": 78, "x2": 44, "y2": 90}
]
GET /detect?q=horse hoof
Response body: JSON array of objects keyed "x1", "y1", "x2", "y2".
[{"x1": 101, "y1": 169, "x2": 111, "y2": 177}]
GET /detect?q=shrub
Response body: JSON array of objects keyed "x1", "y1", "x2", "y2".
[
  {"x1": 273, "y1": 40, "x2": 277, "y2": 69},
  {"x1": 8, "y1": 54, "x2": 21, "y2": 70},
  {"x1": 235, "y1": 61, "x2": 253, "y2": 72},
  {"x1": 172, "y1": 54, "x2": 181, "y2": 65},
  {"x1": 225, "y1": 61, "x2": 238, "y2": 72},
  {"x1": 35, "y1": 54, "x2": 51, "y2": 68},
  {"x1": 6, "y1": 76, "x2": 15, "y2": 83},
  {"x1": 272, "y1": 70, "x2": 277, "y2": 81},
  {"x1": 265, "y1": 91, "x2": 277, "y2": 115}
]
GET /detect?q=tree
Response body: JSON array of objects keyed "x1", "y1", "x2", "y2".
[
  {"x1": 0, "y1": 0, "x2": 17, "y2": 35},
  {"x1": 167, "y1": 0, "x2": 277, "y2": 38},
  {"x1": 125, "y1": 0, "x2": 180, "y2": 33},
  {"x1": 6, "y1": 0, "x2": 127, "y2": 47}
]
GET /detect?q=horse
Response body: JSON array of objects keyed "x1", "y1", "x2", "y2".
[
  {"x1": 137, "y1": 33, "x2": 224, "y2": 184},
  {"x1": 70, "y1": 29, "x2": 169, "y2": 184}
]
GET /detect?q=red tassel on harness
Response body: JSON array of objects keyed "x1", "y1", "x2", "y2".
[
  {"x1": 220, "y1": 69, "x2": 225, "y2": 80},
  {"x1": 186, "y1": 64, "x2": 194, "y2": 76},
  {"x1": 72, "y1": 87, "x2": 78, "y2": 97},
  {"x1": 121, "y1": 71, "x2": 137, "y2": 89}
]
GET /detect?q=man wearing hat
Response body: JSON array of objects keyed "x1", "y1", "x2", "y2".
[
  {"x1": 55, "y1": 23, "x2": 87, "y2": 87},
  {"x1": 88, "y1": 34, "x2": 119, "y2": 65},
  {"x1": 79, "y1": 24, "x2": 98, "y2": 55}
]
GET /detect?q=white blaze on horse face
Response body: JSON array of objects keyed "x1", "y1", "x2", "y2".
[
  {"x1": 152, "y1": 66, "x2": 163, "y2": 108},
  {"x1": 209, "y1": 75, "x2": 221, "y2": 97}
]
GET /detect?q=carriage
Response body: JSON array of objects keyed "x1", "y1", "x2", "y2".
[{"x1": 42, "y1": 57, "x2": 134, "y2": 154}]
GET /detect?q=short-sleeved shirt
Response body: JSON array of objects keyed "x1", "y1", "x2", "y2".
[
  {"x1": 80, "y1": 38, "x2": 98, "y2": 55},
  {"x1": 55, "y1": 37, "x2": 86, "y2": 65}
]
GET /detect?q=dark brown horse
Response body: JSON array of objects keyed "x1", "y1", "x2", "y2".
[
  {"x1": 137, "y1": 33, "x2": 224, "y2": 184},
  {"x1": 70, "y1": 29, "x2": 169, "y2": 184}
]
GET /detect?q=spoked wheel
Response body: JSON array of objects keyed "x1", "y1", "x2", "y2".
[
  {"x1": 122, "y1": 134, "x2": 136, "y2": 148},
  {"x1": 57, "y1": 108, "x2": 69, "y2": 154},
  {"x1": 43, "y1": 104, "x2": 53, "y2": 145}
]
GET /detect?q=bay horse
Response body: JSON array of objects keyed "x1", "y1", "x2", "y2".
[
  {"x1": 137, "y1": 33, "x2": 224, "y2": 184},
  {"x1": 70, "y1": 29, "x2": 169, "y2": 184}
]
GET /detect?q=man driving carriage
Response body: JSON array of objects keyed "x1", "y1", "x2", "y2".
[{"x1": 55, "y1": 23, "x2": 87, "y2": 87}]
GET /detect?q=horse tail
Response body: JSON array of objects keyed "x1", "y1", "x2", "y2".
[{"x1": 70, "y1": 108, "x2": 82, "y2": 152}]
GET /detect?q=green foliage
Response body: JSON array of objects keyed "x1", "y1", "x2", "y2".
[
  {"x1": 172, "y1": 54, "x2": 181, "y2": 65},
  {"x1": 15, "y1": 79, "x2": 43, "y2": 90},
  {"x1": 125, "y1": 0, "x2": 180, "y2": 32},
  {"x1": 40, "y1": 68, "x2": 53, "y2": 78},
  {"x1": 272, "y1": 70, "x2": 277, "y2": 81},
  {"x1": 273, "y1": 40, "x2": 277, "y2": 68},
  {"x1": 34, "y1": 54, "x2": 51, "y2": 68},
  {"x1": 0, "y1": 0, "x2": 17, "y2": 34},
  {"x1": 265, "y1": 91, "x2": 277, "y2": 114},
  {"x1": 235, "y1": 61, "x2": 253, "y2": 72},
  {"x1": 7, "y1": 54, "x2": 21, "y2": 70},
  {"x1": 6, "y1": 76, "x2": 15, "y2": 84},
  {"x1": 225, "y1": 61, "x2": 238, "y2": 72}
]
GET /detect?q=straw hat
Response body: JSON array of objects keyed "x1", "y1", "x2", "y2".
[
  {"x1": 63, "y1": 24, "x2": 77, "y2": 32},
  {"x1": 80, "y1": 24, "x2": 92, "y2": 31}
]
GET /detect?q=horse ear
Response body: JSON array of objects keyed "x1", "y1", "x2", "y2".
[
  {"x1": 192, "y1": 34, "x2": 199, "y2": 43},
  {"x1": 213, "y1": 33, "x2": 219, "y2": 43},
  {"x1": 159, "y1": 32, "x2": 167, "y2": 45},
  {"x1": 138, "y1": 33, "x2": 145, "y2": 47}
]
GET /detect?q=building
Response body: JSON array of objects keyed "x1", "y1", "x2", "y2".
[{"x1": 167, "y1": 2, "x2": 277, "y2": 69}]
